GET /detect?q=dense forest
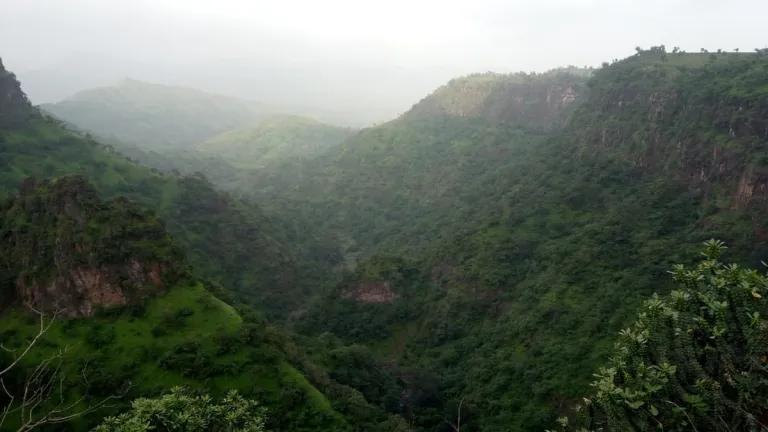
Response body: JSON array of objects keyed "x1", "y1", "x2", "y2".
[{"x1": 2, "y1": 45, "x2": 768, "y2": 432}]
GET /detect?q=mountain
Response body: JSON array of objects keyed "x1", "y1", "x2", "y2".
[
  {"x1": 236, "y1": 68, "x2": 590, "y2": 262},
  {"x1": 196, "y1": 114, "x2": 356, "y2": 168},
  {"x1": 0, "y1": 175, "x2": 349, "y2": 431},
  {"x1": 0, "y1": 59, "x2": 340, "y2": 322},
  {"x1": 0, "y1": 175, "x2": 186, "y2": 316},
  {"x1": 8, "y1": 47, "x2": 768, "y2": 432},
  {"x1": 40, "y1": 79, "x2": 273, "y2": 150},
  {"x1": 286, "y1": 51, "x2": 768, "y2": 430},
  {"x1": 0, "y1": 59, "x2": 411, "y2": 431}
]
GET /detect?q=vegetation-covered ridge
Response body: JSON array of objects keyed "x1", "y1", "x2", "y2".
[
  {"x1": 0, "y1": 175, "x2": 186, "y2": 316},
  {"x1": 0, "y1": 57, "x2": 341, "y2": 320},
  {"x1": 196, "y1": 114, "x2": 356, "y2": 167},
  {"x1": 232, "y1": 68, "x2": 592, "y2": 265},
  {"x1": 40, "y1": 78, "x2": 273, "y2": 150},
  {"x1": 402, "y1": 67, "x2": 591, "y2": 131}
]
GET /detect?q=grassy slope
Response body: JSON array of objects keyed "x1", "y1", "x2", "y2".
[
  {"x1": 0, "y1": 64, "x2": 350, "y2": 429},
  {"x1": 0, "y1": 282, "x2": 344, "y2": 431},
  {"x1": 197, "y1": 114, "x2": 356, "y2": 168}
]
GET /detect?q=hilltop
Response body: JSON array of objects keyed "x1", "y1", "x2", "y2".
[{"x1": 40, "y1": 78, "x2": 273, "y2": 149}]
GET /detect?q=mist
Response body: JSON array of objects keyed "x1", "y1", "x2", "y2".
[{"x1": 2, "y1": 0, "x2": 766, "y2": 125}]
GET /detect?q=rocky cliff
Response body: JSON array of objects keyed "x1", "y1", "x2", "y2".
[
  {"x1": 0, "y1": 175, "x2": 187, "y2": 316},
  {"x1": 565, "y1": 51, "x2": 768, "y2": 237},
  {"x1": 404, "y1": 68, "x2": 589, "y2": 131}
]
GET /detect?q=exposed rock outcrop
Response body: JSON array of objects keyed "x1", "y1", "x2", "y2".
[
  {"x1": 342, "y1": 280, "x2": 399, "y2": 303},
  {"x1": 404, "y1": 69, "x2": 589, "y2": 132},
  {"x1": 0, "y1": 176, "x2": 187, "y2": 317}
]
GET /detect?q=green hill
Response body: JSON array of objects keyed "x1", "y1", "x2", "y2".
[
  {"x1": 0, "y1": 59, "x2": 340, "y2": 321},
  {"x1": 0, "y1": 175, "x2": 347, "y2": 431},
  {"x1": 40, "y1": 79, "x2": 273, "y2": 150},
  {"x1": 197, "y1": 114, "x2": 356, "y2": 168}
]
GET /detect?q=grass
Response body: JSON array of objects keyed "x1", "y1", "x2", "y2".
[{"x1": 0, "y1": 281, "x2": 340, "y2": 430}]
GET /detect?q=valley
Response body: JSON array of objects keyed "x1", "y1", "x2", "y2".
[{"x1": 1, "y1": 44, "x2": 768, "y2": 432}]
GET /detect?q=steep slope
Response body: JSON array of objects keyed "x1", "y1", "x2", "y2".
[
  {"x1": 197, "y1": 114, "x2": 356, "y2": 168},
  {"x1": 295, "y1": 51, "x2": 768, "y2": 430},
  {"x1": 0, "y1": 177, "x2": 350, "y2": 431},
  {"x1": 0, "y1": 58, "x2": 339, "y2": 321},
  {"x1": 40, "y1": 79, "x2": 273, "y2": 150}
]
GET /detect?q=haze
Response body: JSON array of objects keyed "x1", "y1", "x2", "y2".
[{"x1": 1, "y1": 0, "x2": 766, "y2": 125}]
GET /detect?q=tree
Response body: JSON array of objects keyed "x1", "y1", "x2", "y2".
[
  {"x1": 551, "y1": 240, "x2": 768, "y2": 431},
  {"x1": 94, "y1": 387, "x2": 268, "y2": 432},
  {"x1": 1, "y1": 305, "x2": 128, "y2": 431}
]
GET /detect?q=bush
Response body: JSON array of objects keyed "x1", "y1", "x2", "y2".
[{"x1": 553, "y1": 240, "x2": 768, "y2": 432}]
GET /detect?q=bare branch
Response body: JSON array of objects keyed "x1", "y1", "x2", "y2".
[
  {"x1": 442, "y1": 398, "x2": 464, "y2": 432},
  {"x1": 0, "y1": 304, "x2": 58, "y2": 377},
  {"x1": 1, "y1": 306, "x2": 128, "y2": 431}
]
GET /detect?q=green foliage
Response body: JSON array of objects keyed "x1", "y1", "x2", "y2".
[
  {"x1": 0, "y1": 57, "x2": 37, "y2": 129},
  {"x1": 196, "y1": 114, "x2": 355, "y2": 168},
  {"x1": 0, "y1": 77, "x2": 340, "y2": 319},
  {"x1": 0, "y1": 175, "x2": 188, "y2": 312},
  {"x1": 552, "y1": 241, "x2": 768, "y2": 431},
  {"x1": 5, "y1": 48, "x2": 768, "y2": 432},
  {"x1": 290, "y1": 52, "x2": 768, "y2": 431},
  {"x1": 0, "y1": 282, "x2": 349, "y2": 431},
  {"x1": 94, "y1": 387, "x2": 267, "y2": 432}
]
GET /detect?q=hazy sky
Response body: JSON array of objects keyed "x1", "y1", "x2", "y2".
[{"x1": 1, "y1": 0, "x2": 766, "y2": 122}]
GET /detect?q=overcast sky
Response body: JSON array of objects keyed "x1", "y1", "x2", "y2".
[{"x1": 1, "y1": 0, "x2": 766, "y2": 123}]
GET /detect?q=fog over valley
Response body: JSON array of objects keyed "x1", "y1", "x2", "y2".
[{"x1": 2, "y1": 0, "x2": 766, "y2": 125}]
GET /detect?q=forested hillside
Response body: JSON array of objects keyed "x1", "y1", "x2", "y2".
[
  {"x1": 292, "y1": 50, "x2": 768, "y2": 430},
  {"x1": 40, "y1": 79, "x2": 273, "y2": 150},
  {"x1": 4, "y1": 47, "x2": 768, "y2": 432},
  {"x1": 238, "y1": 68, "x2": 590, "y2": 261},
  {"x1": 0, "y1": 58, "x2": 411, "y2": 431},
  {"x1": 197, "y1": 114, "x2": 356, "y2": 167},
  {"x1": 0, "y1": 175, "x2": 350, "y2": 431},
  {"x1": 0, "y1": 60, "x2": 339, "y2": 320}
]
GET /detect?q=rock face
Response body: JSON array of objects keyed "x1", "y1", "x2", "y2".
[
  {"x1": 565, "y1": 53, "x2": 768, "y2": 231},
  {"x1": 404, "y1": 69, "x2": 589, "y2": 132},
  {"x1": 342, "y1": 280, "x2": 399, "y2": 303},
  {"x1": 0, "y1": 176, "x2": 187, "y2": 317}
]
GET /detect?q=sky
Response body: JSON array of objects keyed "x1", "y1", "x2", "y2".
[{"x1": 1, "y1": 0, "x2": 767, "y2": 123}]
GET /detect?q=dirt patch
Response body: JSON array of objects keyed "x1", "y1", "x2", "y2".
[{"x1": 342, "y1": 280, "x2": 399, "y2": 303}]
